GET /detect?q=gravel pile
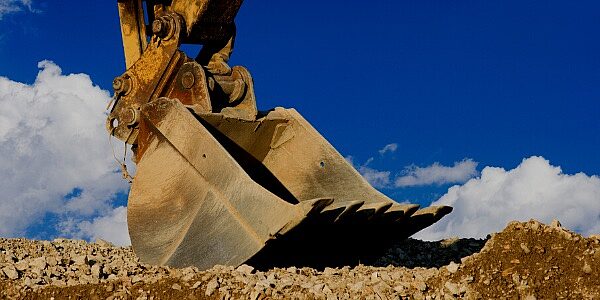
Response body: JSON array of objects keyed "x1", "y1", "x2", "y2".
[
  {"x1": 1, "y1": 219, "x2": 599, "y2": 299},
  {"x1": 373, "y1": 237, "x2": 486, "y2": 268},
  {"x1": 437, "y1": 220, "x2": 600, "y2": 298}
]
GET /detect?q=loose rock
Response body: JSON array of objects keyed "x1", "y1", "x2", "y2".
[{"x1": 0, "y1": 220, "x2": 598, "y2": 299}]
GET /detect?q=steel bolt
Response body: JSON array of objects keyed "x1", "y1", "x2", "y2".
[
  {"x1": 181, "y1": 71, "x2": 195, "y2": 89},
  {"x1": 152, "y1": 19, "x2": 163, "y2": 33},
  {"x1": 112, "y1": 76, "x2": 132, "y2": 95},
  {"x1": 113, "y1": 78, "x2": 123, "y2": 91},
  {"x1": 152, "y1": 18, "x2": 169, "y2": 38},
  {"x1": 122, "y1": 108, "x2": 138, "y2": 125}
]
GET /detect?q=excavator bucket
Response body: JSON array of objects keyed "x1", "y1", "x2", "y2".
[
  {"x1": 109, "y1": 0, "x2": 452, "y2": 270},
  {"x1": 127, "y1": 98, "x2": 451, "y2": 269}
]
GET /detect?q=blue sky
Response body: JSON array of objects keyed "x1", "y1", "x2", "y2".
[{"x1": 0, "y1": 0, "x2": 599, "y2": 242}]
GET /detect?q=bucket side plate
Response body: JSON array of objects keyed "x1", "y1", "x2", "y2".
[{"x1": 128, "y1": 98, "x2": 306, "y2": 269}]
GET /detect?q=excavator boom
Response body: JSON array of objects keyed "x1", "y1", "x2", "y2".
[{"x1": 108, "y1": 0, "x2": 452, "y2": 269}]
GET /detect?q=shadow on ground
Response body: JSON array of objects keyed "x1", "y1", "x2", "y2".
[
  {"x1": 371, "y1": 237, "x2": 488, "y2": 268},
  {"x1": 249, "y1": 236, "x2": 488, "y2": 271}
]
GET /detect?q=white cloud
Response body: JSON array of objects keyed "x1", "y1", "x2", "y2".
[
  {"x1": 358, "y1": 165, "x2": 391, "y2": 189},
  {"x1": 0, "y1": 61, "x2": 131, "y2": 245},
  {"x1": 346, "y1": 154, "x2": 392, "y2": 189},
  {"x1": 394, "y1": 159, "x2": 479, "y2": 187},
  {"x1": 0, "y1": 0, "x2": 36, "y2": 19},
  {"x1": 75, "y1": 206, "x2": 130, "y2": 246},
  {"x1": 378, "y1": 143, "x2": 398, "y2": 155},
  {"x1": 416, "y1": 156, "x2": 600, "y2": 240},
  {"x1": 349, "y1": 146, "x2": 478, "y2": 189}
]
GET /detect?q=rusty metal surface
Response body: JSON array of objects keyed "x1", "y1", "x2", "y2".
[
  {"x1": 171, "y1": 0, "x2": 242, "y2": 43},
  {"x1": 117, "y1": 0, "x2": 147, "y2": 69},
  {"x1": 108, "y1": 11, "x2": 185, "y2": 144},
  {"x1": 108, "y1": 3, "x2": 253, "y2": 149}
]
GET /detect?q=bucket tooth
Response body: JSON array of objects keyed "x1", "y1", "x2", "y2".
[
  {"x1": 331, "y1": 201, "x2": 366, "y2": 223},
  {"x1": 316, "y1": 201, "x2": 355, "y2": 224},
  {"x1": 399, "y1": 203, "x2": 421, "y2": 218},
  {"x1": 307, "y1": 200, "x2": 369, "y2": 224},
  {"x1": 276, "y1": 197, "x2": 334, "y2": 236},
  {"x1": 334, "y1": 202, "x2": 392, "y2": 224},
  {"x1": 365, "y1": 202, "x2": 394, "y2": 221},
  {"x1": 303, "y1": 197, "x2": 335, "y2": 216},
  {"x1": 413, "y1": 205, "x2": 453, "y2": 221},
  {"x1": 380, "y1": 203, "x2": 418, "y2": 223},
  {"x1": 398, "y1": 205, "x2": 453, "y2": 238},
  {"x1": 318, "y1": 207, "x2": 346, "y2": 223},
  {"x1": 388, "y1": 203, "x2": 420, "y2": 224}
]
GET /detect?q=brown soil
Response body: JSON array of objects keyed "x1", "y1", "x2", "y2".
[
  {"x1": 433, "y1": 220, "x2": 600, "y2": 299},
  {"x1": 1, "y1": 219, "x2": 599, "y2": 299}
]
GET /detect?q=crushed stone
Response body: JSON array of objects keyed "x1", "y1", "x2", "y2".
[{"x1": 0, "y1": 220, "x2": 598, "y2": 299}]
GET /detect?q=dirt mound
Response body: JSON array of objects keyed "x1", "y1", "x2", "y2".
[
  {"x1": 434, "y1": 220, "x2": 600, "y2": 299},
  {"x1": 1, "y1": 220, "x2": 599, "y2": 299}
]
